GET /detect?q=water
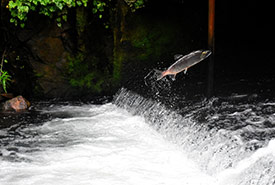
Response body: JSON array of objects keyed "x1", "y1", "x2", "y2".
[{"x1": 1, "y1": 88, "x2": 275, "y2": 185}]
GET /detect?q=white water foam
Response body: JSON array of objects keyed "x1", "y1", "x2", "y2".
[
  {"x1": 113, "y1": 88, "x2": 275, "y2": 184},
  {"x1": 0, "y1": 103, "x2": 216, "y2": 185},
  {"x1": 1, "y1": 88, "x2": 275, "y2": 185},
  {"x1": 216, "y1": 139, "x2": 275, "y2": 185}
]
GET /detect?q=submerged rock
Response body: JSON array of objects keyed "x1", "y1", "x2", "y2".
[{"x1": 2, "y1": 96, "x2": 31, "y2": 112}]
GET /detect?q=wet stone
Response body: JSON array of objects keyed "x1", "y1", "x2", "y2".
[{"x1": 2, "y1": 96, "x2": 31, "y2": 112}]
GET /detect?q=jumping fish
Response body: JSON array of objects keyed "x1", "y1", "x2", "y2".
[{"x1": 155, "y1": 50, "x2": 211, "y2": 81}]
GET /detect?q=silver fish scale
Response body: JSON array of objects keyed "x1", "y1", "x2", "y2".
[{"x1": 168, "y1": 50, "x2": 205, "y2": 73}]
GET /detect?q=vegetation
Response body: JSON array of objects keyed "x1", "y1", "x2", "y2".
[
  {"x1": 3, "y1": 0, "x2": 147, "y2": 96},
  {"x1": 8, "y1": 0, "x2": 87, "y2": 27},
  {"x1": 7, "y1": 0, "x2": 145, "y2": 27},
  {"x1": 124, "y1": 0, "x2": 145, "y2": 12},
  {"x1": 130, "y1": 20, "x2": 179, "y2": 61},
  {"x1": 66, "y1": 53, "x2": 106, "y2": 93},
  {"x1": 0, "y1": 70, "x2": 11, "y2": 93},
  {"x1": 0, "y1": 50, "x2": 12, "y2": 93}
]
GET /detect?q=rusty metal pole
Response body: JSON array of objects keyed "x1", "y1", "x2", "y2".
[{"x1": 207, "y1": 0, "x2": 215, "y2": 98}]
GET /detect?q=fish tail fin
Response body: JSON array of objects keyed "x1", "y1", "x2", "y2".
[{"x1": 154, "y1": 69, "x2": 165, "y2": 81}]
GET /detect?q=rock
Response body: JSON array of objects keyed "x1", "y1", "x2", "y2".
[
  {"x1": 2, "y1": 96, "x2": 31, "y2": 112},
  {"x1": 17, "y1": 17, "x2": 75, "y2": 98},
  {"x1": 26, "y1": 23, "x2": 72, "y2": 98}
]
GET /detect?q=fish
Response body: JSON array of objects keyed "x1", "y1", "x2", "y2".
[{"x1": 155, "y1": 50, "x2": 212, "y2": 81}]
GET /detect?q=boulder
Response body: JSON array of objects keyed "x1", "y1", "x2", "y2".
[
  {"x1": 2, "y1": 96, "x2": 31, "y2": 112},
  {"x1": 17, "y1": 17, "x2": 75, "y2": 98},
  {"x1": 26, "y1": 23, "x2": 72, "y2": 98}
]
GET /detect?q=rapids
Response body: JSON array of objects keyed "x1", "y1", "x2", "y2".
[{"x1": 0, "y1": 88, "x2": 275, "y2": 185}]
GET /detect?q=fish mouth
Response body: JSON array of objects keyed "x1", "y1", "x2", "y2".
[{"x1": 201, "y1": 50, "x2": 212, "y2": 58}]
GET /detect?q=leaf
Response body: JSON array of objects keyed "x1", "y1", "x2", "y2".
[
  {"x1": 62, "y1": 15, "x2": 67, "y2": 21},
  {"x1": 18, "y1": 13, "x2": 25, "y2": 20},
  {"x1": 3, "y1": 82, "x2": 7, "y2": 93},
  {"x1": 56, "y1": 2, "x2": 63, "y2": 10},
  {"x1": 10, "y1": 18, "x2": 15, "y2": 23},
  {"x1": 0, "y1": 74, "x2": 4, "y2": 81},
  {"x1": 92, "y1": 8, "x2": 97, "y2": 14},
  {"x1": 8, "y1": 1, "x2": 17, "y2": 9},
  {"x1": 76, "y1": 1, "x2": 82, "y2": 6},
  {"x1": 82, "y1": 0, "x2": 88, "y2": 7},
  {"x1": 30, "y1": 5, "x2": 35, "y2": 10},
  {"x1": 49, "y1": 6, "x2": 56, "y2": 12},
  {"x1": 0, "y1": 71, "x2": 11, "y2": 93},
  {"x1": 56, "y1": 17, "x2": 61, "y2": 22},
  {"x1": 22, "y1": 6, "x2": 29, "y2": 13}
]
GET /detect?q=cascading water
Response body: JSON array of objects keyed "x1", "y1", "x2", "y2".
[
  {"x1": 114, "y1": 88, "x2": 275, "y2": 185},
  {"x1": 0, "y1": 88, "x2": 275, "y2": 185}
]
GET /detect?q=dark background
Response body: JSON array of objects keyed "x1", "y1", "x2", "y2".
[
  {"x1": 0, "y1": 0, "x2": 273, "y2": 100},
  {"x1": 134, "y1": 0, "x2": 274, "y2": 98},
  {"x1": 215, "y1": 0, "x2": 273, "y2": 76},
  {"x1": 146, "y1": 0, "x2": 273, "y2": 75}
]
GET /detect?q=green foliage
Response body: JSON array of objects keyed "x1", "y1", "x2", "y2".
[
  {"x1": 1, "y1": 51, "x2": 12, "y2": 93},
  {"x1": 0, "y1": 70, "x2": 12, "y2": 93},
  {"x1": 8, "y1": 0, "x2": 145, "y2": 27},
  {"x1": 92, "y1": 0, "x2": 106, "y2": 19},
  {"x1": 8, "y1": 0, "x2": 108, "y2": 27},
  {"x1": 124, "y1": 0, "x2": 145, "y2": 12},
  {"x1": 130, "y1": 20, "x2": 177, "y2": 61},
  {"x1": 67, "y1": 53, "x2": 105, "y2": 93}
]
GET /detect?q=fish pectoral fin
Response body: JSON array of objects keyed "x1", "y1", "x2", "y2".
[
  {"x1": 171, "y1": 74, "x2": 176, "y2": 81},
  {"x1": 174, "y1": 54, "x2": 183, "y2": 60},
  {"x1": 184, "y1": 68, "x2": 188, "y2": 74}
]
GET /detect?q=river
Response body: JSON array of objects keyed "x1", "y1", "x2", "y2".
[{"x1": 0, "y1": 88, "x2": 275, "y2": 185}]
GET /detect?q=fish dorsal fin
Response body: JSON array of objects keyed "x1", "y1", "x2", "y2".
[{"x1": 174, "y1": 54, "x2": 183, "y2": 60}]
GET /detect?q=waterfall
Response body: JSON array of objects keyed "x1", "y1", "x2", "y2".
[{"x1": 114, "y1": 88, "x2": 275, "y2": 184}]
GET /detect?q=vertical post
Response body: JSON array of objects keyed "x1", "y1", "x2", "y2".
[{"x1": 207, "y1": 0, "x2": 215, "y2": 98}]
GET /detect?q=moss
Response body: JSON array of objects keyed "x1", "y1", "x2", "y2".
[
  {"x1": 76, "y1": 7, "x2": 87, "y2": 34},
  {"x1": 111, "y1": 0, "x2": 130, "y2": 85},
  {"x1": 66, "y1": 52, "x2": 108, "y2": 93},
  {"x1": 129, "y1": 20, "x2": 178, "y2": 61},
  {"x1": 110, "y1": 10, "x2": 182, "y2": 86},
  {"x1": 76, "y1": 6, "x2": 87, "y2": 53},
  {"x1": 34, "y1": 72, "x2": 44, "y2": 78},
  {"x1": 69, "y1": 72, "x2": 103, "y2": 93},
  {"x1": 113, "y1": 50, "x2": 124, "y2": 83}
]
